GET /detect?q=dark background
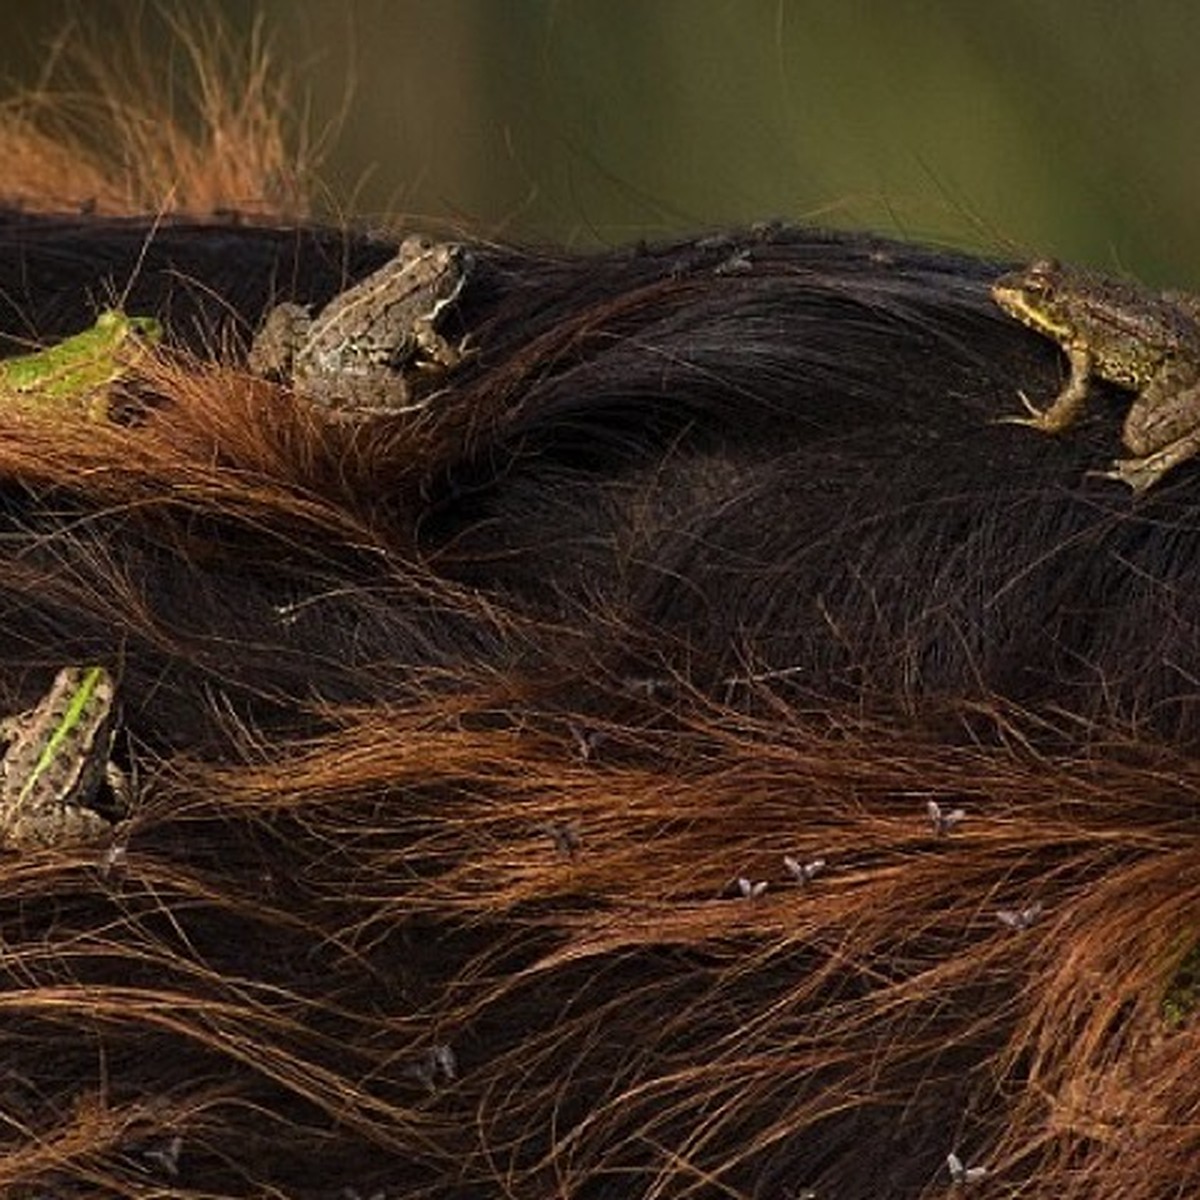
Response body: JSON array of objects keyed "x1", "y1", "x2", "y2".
[{"x1": 2, "y1": 1, "x2": 1197, "y2": 282}]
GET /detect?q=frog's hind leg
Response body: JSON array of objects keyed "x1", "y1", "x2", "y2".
[
  {"x1": 4, "y1": 803, "x2": 112, "y2": 849},
  {"x1": 247, "y1": 302, "x2": 311, "y2": 381},
  {"x1": 1101, "y1": 426, "x2": 1200, "y2": 494},
  {"x1": 996, "y1": 343, "x2": 1093, "y2": 433}
]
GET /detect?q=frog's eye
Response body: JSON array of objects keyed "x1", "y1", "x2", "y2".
[{"x1": 1028, "y1": 257, "x2": 1060, "y2": 278}]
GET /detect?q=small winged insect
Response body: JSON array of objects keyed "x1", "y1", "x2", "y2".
[
  {"x1": 568, "y1": 723, "x2": 605, "y2": 761},
  {"x1": 996, "y1": 902, "x2": 1043, "y2": 931},
  {"x1": 100, "y1": 841, "x2": 128, "y2": 879},
  {"x1": 783, "y1": 855, "x2": 826, "y2": 885},
  {"x1": 538, "y1": 819, "x2": 581, "y2": 856},
  {"x1": 621, "y1": 675, "x2": 675, "y2": 701},
  {"x1": 408, "y1": 1042, "x2": 457, "y2": 1091},
  {"x1": 714, "y1": 248, "x2": 754, "y2": 275},
  {"x1": 430, "y1": 1042, "x2": 457, "y2": 1080},
  {"x1": 736, "y1": 876, "x2": 769, "y2": 900},
  {"x1": 947, "y1": 1151, "x2": 988, "y2": 1185},
  {"x1": 142, "y1": 1134, "x2": 182, "y2": 1178},
  {"x1": 927, "y1": 799, "x2": 965, "y2": 835}
]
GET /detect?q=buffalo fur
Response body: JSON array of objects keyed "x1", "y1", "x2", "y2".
[{"x1": 0, "y1": 211, "x2": 1195, "y2": 1198}]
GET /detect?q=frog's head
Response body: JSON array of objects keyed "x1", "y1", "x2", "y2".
[
  {"x1": 991, "y1": 258, "x2": 1075, "y2": 340},
  {"x1": 125, "y1": 315, "x2": 163, "y2": 343},
  {"x1": 93, "y1": 310, "x2": 163, "y2": 345}
]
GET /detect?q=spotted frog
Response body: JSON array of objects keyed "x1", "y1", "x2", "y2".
[
  {"x1": 992, "y1": 258, "x2": 1200, "y2": 492},
  {"x1": 248, "y1": 234, "x2": 472, "y2": 417},
  {"x1": 0, "y1": 665, "x2": 129, "y2": 849}
]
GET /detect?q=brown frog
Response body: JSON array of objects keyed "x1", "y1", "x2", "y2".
[
  {"x1": 992, "y1": 258, "x2": 1200, "y2": 492},
  {"x1": 0, "y1": 665, "x2": 129, "y2": 849},
  {"x1": 249, "y1": 234, "x2": 472, "y2": 418}
]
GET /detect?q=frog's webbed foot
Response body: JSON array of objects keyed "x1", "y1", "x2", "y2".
[
  {"x1": 1094, "y1": 430, "x2": 1200, "y2": 494},
  {"x1": 1090, "y1": 459, "x2": 1159, "y2": 494},
  {"x1": 995, "y1": 389, "x2": 1062, "y2": 431}
]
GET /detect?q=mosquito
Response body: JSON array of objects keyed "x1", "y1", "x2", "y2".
[
  {"x1": 997, "y1": 902, "x2": 1043, "y2": 931},
  {"x1": 927, "y1": 799, "x2": 965, "y2": 835},
  {"x1": 947, "y1": 1151, "x2": 987, "y2": 1184},
  {"x1": 783, "y1": 855, "x2": 826, "y2": 885},
  {"x1": 142, "y1": 1134, "x2": 182, "y2": 1178},
  {"x1": 538, "y1": 819, "x2": 582, "y2": 856},
  {"x1": 736, "y1": 876, "x2": 768, "y2": 900},
  {"x1": 408, "y1": 1042, "x2": 457, "y2": 1091}
]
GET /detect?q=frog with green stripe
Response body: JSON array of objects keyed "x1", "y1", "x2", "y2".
[
  {"x1": 0, "y1": 665, "x2": 129, "y2": 848},
  {"x1": 0, "y1": 309, "x2": 162, "y2": 420}
]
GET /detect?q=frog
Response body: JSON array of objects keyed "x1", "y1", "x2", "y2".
[
  {"x1": 247, "y1": 233, "x2": 472, "y2": 417},
  {"x1": 991, "y1": 258, "x2": 1200, "y2": 493},
  {"x1": 0, "y1": 309, "x2": 162, "y2": 421},
  {"x1": 0, "y1": 665, "x2": 129, "y2": 849}
]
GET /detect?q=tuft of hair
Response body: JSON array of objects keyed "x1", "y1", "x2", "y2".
[{"x1": 0, "y1": 8, "x2": 319, "y2": 219}]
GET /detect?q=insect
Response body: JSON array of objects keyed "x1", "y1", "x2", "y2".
[
  {"x1": 996, "y1": 903, "x2": 1043, "y2": 931},
  {"x1": 538, "y1": 819, "x2": 582, "y2": 856},
  {"x1": 141, "y1": 1134, "x2": 183, "y2": 1178},
  {"x1": 926, "y1": 799, "x2": 965, "y2": 835},
  {"x1": 736, "y1": 876, "x2": 768, "y2": 899},
  {"x1": 783, "y1": 855, "x2": 826, "y2": 885},
  {"x1": 408, "y1": 1042, "x2": 457, "y2": 1091},
  {"x1": 947, "y1": 1151, "x2": 988, "y2": 1184},
  {"x1": 568, "y1": 723, "x2": 606, "y2": 761}
]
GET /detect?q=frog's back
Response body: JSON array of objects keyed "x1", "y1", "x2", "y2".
[{"x1": 1092, "y1": 291, "x2": 1200, "y2": 388}]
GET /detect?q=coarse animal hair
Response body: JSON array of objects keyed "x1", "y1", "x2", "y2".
[
  {"x1": 0, "y1": 25, "x2": 1196, "y2": 1193},
  {"x1": 0, "y1": 208, "x2": 1194, "y2": 1200}
]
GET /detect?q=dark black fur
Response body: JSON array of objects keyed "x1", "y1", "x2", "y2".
[
  {"x1": 0, "y1": 214, "x2": 1175, "y2": 738},
  {"x1": 0, "y1": 215, "x2": 1193, "y2": 1199}
]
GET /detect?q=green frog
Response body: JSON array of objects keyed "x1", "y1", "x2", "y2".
[
  {"x1": 248, "y1": 233, "x2": 472, "y2": 417},
  {"x1": 0, "y1": 309, "x2": 162, "y2": 420},
  {"x1": 0, "y1": 665, "x2": 129, "y2": 849},
  {"x1": 1163, "y1": 939, "x2": 1200, "y2": 1030},
  {"x1": 991, "y1": 258, "x2": 1200, "y2": 492}
]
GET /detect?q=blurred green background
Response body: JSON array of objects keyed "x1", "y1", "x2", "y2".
[{"x1": 2, "y1": 1, "x2": 1199, "y2": 283}]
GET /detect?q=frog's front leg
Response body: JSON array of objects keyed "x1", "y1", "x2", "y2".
[
  {"x1": 999, "y1": 343, "x2": 1093, "y2": 433},
  {"x1": 105, "y1": 760, "x2": 132, "y2": 820},
  {"x1": 84, "y1": 388, "x2": 114, "y2": 423},
  {"x1": 411, "y1": 316, "x2": 464, "y2": 371}
]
